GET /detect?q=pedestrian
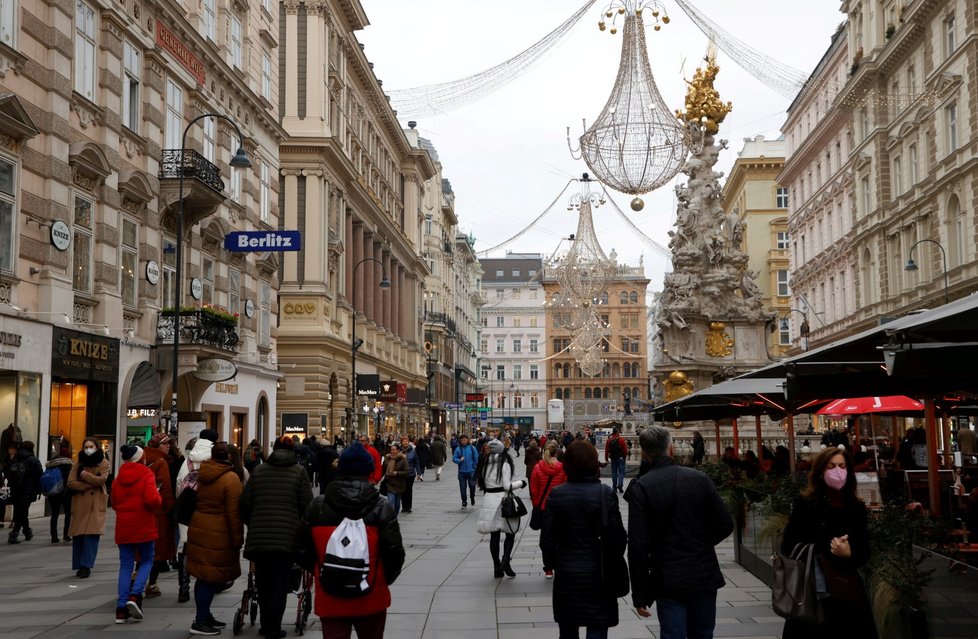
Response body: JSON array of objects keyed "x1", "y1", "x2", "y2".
[
  {"x1": 111, "y1": 445, "x2": 163, "y2": 624},
  {"x1": 452, "y1": 433, "x2": 479, "y2": 509},
  {"x1": 66, "y1": 437, "x2": 110, "y2": 577},
  {"x1": 524, "y1": 438, "x2": 542, "y2": 480},
  {"x1": 45, "y1": 441, "x2": 74, "y2": 543},
  {"x1": 382, "y1": 442, "x2": 409, "y2": 516},
  {"x1": 228, "y1": 444, "x2": 249, "y2": 483},
  {"x1": 295, "y1": 438, "x2": 315, "y2": 485},
  {"x1": 529, "y1": 441, "x2": 567, "y2": 578},
  {"x1": 627, "y1": 425, "x2": 734, "y2": 638},
  {"x1": 240, "y1": 435, "x2": 314, "y2": 639},
  {"x1": 781, "y1": 447, "x2": 878, "y2": 639},
  {"x1": 399, "y1": 436, "x2": 419, "y2": 512},
  {"x1": 175, "y1": 428, "x2": 216, "y2": 602},
  {"x1": 450, "y1": 434, "x2": 459, "y2": 454},
  {"x1": 415, "y1": 436, "x2": 430, "y2": 481},
  {"x1": 430, "y1": 434, "x2": 448, "y2": 480},
  {"x1": 186, "y1": 441, "x2": 244, "y2": 636},
  {"x1": 358, "y1": 435, "x2": 384, "y2": 484},
  {"x1": 5, "y1": 441, "x2": 42, "y2": 544},
  {"x1": 315, "y1": 440, "x2": 339, "y2": 495},
  {"x1": 541, "y1": 440, "x2": 626, "y2": 638},
  {"x1": 142, "y1": 434, "x2": 176, "y2": 598},
  {"x1": 604, "y1": 428, "x2": 628, "y2": 494},
  {"x1": 476, "y1": 438, "x2": 527, "y2": 578},
  {"x1": 297, "y1": 442, "x2": 405, "y2": 639},
  {"x1": 691, "y1": 430, "x2": 705, "y2": 465},
  {"x1": 243, "y1": 438, "x2": 265, "y2": 474}
]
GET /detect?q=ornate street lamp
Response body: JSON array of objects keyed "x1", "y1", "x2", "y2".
[{"x1": 905, "y1": 238, "x2": 949, "y2": 305}]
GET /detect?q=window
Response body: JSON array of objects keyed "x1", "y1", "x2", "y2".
[
  {"x1": 480, "y1": 339, "x2": 488, "y2": 353},
  {"x1": 777, "y1": 231, "x2": 789, "y2": 250},
  {"x1": 860, "y1": 177, "x2": 870, "y2": 217},
  {"x1": 424, "y1": 217, "x2": 432, "y2": 235},
  {"x1": 530, "y1": 392, "x2": 539, "y2": 408},
  {"x1": 1, "y1": 0, "x2": 16, "y2": 45},
  {"x1": 259, "y1": 281, "x2": 271, "y2": 347},
  {"x1": 480, "y1": 366, "x2": 490, "y2": 380},
  {"x1": 619, "y1": 291, "x2": 628, "y2": 304},
  {"x1": 529, "y1": 338, "x2": 538, "y2": 353},
  {"x1": 629, "y1": 291, "x2": 638, "y2": 304},
  {"x1": 120, "y1": 218, "x2": 138, "y2": 307},
  {"x1": 260, "y1": 161, "x2": 271, "y2": 222},
  {"x1": 229, "y1": 268, "x2": 240, "y2": 316},
  {"x1": 777, "y1": 269, "x2": 789, "y2": 296},
  {"x1": 495, "y1": 339, "x2": 504, "y2": 353},
  {"x1": 529, "y1": 317, "x2": 537, "y2": 327},
  {"x1": 495, "y1": 316, "x2": 504, "y2": 327},
  {"x1": 495, "y1": 288, "x2": 503, "y2": 299},
  {"x1": 860, "y1": 107, "x2": 869, "y2": 140},
  {"x1": 202, "y1": 256, "x2": 214, "y2": 303},
  {"x1": 162, "y1": 238, "x2": 176, "y2": 307},
  {"x1": 495, "y1": 365, "x2": 505, "y2": 381},
  {"x1": 511, "y1": 269, "x2": 520, "y2": 277},
  {"x1": 165, "y1": 79, "x2": 183, "y2": 149},
  {"x1": 946, "y1": 104, "x2": 958, "y2": 153},
  {"x1": 511, "y1": 288, "x2": 520, "y2": 298},
  {"x1": 944, "y1": 13, "x2": 956, "y2": 56},
  {"x1": 513, "y1": 317, "x2": 521, "y2": 328},
  {"x1": 513, "y1": 392, "x2": 522, "y2": 409},
  {"x1": 513, "y1": 364, "x2": 522, "y2": 380},
  {"x1": 202, "y1": 0, "x2": 216, "y2": 40},
  {"x1": 230, "y1": 15, "x2": 242, "y2": 68},
  {"x1": 779, "y1": 317, "x2": 790, "y2": 345},
  {"x1": 229, "y1": 140, "x2": 242, "y2": 200},
  {"x1": 122, "y1": 41, "x2": 140, "y2": 131},
  {"x1": 0, "y1": 157, "x2": 15, "y2": 272},
  {"x1": 74, "y1": 0, "x2": 97, "y2": 100},
  {"x1": 529, "y1": 365, "x2": 538, "y2": 380},
  {"x1": 528, "y1": 269, "x2": 536, "y2": 277},
  {"x1": 72, "y1": 195, "x2": 93, "y2": 294},
  {"x1": 776, "y1": 186, "x2": 789, "y2": 208},
  {"x1": 892, "y1": 155, "x2": 902, "y2": 195},
  {"x1": 495, "y1": 270, "x2": 503, "y2": 277},
  {"x1": 262, "y1": 50, "x2": 272, "y2": 101},
  {"x1": 513, "y1": 339, "x2": 521, "y2": 353}
]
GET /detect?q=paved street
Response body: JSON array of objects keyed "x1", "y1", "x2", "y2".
[{"x1": 0, "y1": 461, "x2": 782, "y2": 638}]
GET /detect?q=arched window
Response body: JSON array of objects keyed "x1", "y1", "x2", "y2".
[
  {"x1": 592, "y1": 387, "x2": 601, "y2": 398},
  {"x1": 600, "y1": 292, "x2": 608, "y2": 305},
  {"x1": 603, "y1": 387, "x2": 610, "y2": 399},
  {"x1": 632, "y1": 386, "x2": 640, "y2": 400},
  {"x1": 612, "y1": 363, "x2": 620, "y2": 378},
  {"x1": 554, "y1": 364, "x2": 562, "y2": 379},
  {"x1": 629, "y1": 291, "x2": 638, "y2": 304},
  {"x1": 620, "y1": 291, "x2": 628, "y2": 304},
  {"x1": 945, "y1": 195, "x2": 964, "y2": 266},
  {"x1": 623, "y1": 364, "x2": 632, "y2": 378},
  {"x1": 530, "y1": 392, "x2": 539, "y2": 408},
  {"x1": 555, "y1": 388, "x2": 563, "y2": 400},
  {"x1": 860, "y1": 247, "x2": 875, "y2": 305},
  {"x1": 562, "y1": 363, "x2": 571, "y2": 379},
  {"x1": 631, "y1": 363, "x2": 640, "y2": 377},
  {"x1": 584, "y1": 388, "x2": 593, "y2": 399},
  {"x1": 564, "y1": 387, "x2": 572, "y2": 400}
]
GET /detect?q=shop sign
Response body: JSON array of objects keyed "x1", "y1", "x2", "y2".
[
  {"x1": 379, "y1": 380, "x2": 398, "y2": 402},
  {"x1": 245, "y1": 299, "x2": 255, "y2": 318},
  {"x1": 215, "y1": 382, "x2": 238, "y2": 394},
  {"x1": 282, "y1": 413, "x2": 308, "y2": 434},
  {"x1": 465, "y1": 393, "x2": 485, "y2": 402},
  {"x1": 127, "y1": 409, "x2": 157, "y2": 419},
  {"x1": 0, "y1": 331, "x2": 21, "y2": 360},
  {"x1": 356, "y1": 374, "x2": 380, "y2": 396},
  {"x1": 193, "y1": 358, "x2": 237, "y2": 382},
  {"x1": 224, "y1": 230, "x2": 302, "y2": 252},
  {"x1": 190, "y1": 278, "x2": 203, "y2": 300},
  {"x1": 145, "y1": 260, "x2": 160, "y2": 285},
  {"x1": 405, "y1": 387, "x2": 426, "y2": 407},
  {"x1": 517, "y1": 416, "x2": 535, "y2": 426},
  {"x1": 156, "y1": 22, "x2": 205, "y2": 85},
  {"x1": 50, "y1": 220, "x2": 71, "y2": 251},
  {"x1": 51, "y1": 327, "x2": 119, "y2": 383},
  {"x1": 396, "y1": 383, "x2": 407, "y2": 404}
]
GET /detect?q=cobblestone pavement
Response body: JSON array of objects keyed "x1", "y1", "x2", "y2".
[{"x1": 0, "y1": 460, "x2": 782, "y2": 638}]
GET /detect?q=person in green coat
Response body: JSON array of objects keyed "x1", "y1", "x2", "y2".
[{"x1": 240, "y1": 436, "x2": 313, "y2": 639}]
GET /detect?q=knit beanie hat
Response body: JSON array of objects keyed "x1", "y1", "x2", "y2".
[
  {"x1": 148, "y1": 433, "x2": 171, "y2": 448},
  {"x1": 199, "y1": 428, "x2": 219, "y2": 443},
  {"x1": 487, "y1": 438, "x2": 504, "y2": 455},
  {"x1": 338, "y1": 443, "x2": 374, "y2": 477},
  {"x1": 120, "y1": 444, "x2": 143, "y2": 464}
]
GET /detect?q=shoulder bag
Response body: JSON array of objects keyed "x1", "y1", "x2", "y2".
[
  {"x1": 598, "y1": 484, "x2": 630, "y2": 598},
  {"x1": 528, "y1": 475, "x2": 555, "y2": 531},
  {"x1": 771, "y1": 543, "x2": 824, "y2": 625},
  {"x1": 501, "y1": 489, "x2": 528, "y2": 519}
]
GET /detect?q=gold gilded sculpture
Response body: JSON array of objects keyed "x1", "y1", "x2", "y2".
[
  {"x1": 676, "y1": 53, "x2": 732, "y2": 134},
  {"x1": 663, "y1": 370, "x2": 695, "y2": 402},
  {"x1": 705, "y1": 321, "x2": 734, "y2": 357}
]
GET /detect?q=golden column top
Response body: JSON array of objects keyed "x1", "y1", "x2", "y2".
[{"x1": 676, "y1": 55, "x2": 733, "y2": 134}]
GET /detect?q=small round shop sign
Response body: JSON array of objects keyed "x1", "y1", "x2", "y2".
[
  {"x1": 190, "y1": 277, "x2": 203, "y2": 300},
  {"x1": 245, "y1": 299, "x2": 255, "y2": 318},
  {"x1": 50, "y1": 220, "x2": 71, "y2": 251},
  {"x1": 145, "y1": 260, "x2": 161, "y2": 285}
]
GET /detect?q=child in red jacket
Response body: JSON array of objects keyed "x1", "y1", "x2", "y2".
[{"x1": 111, "y1": 445, "x2": 162, "y2": 624}]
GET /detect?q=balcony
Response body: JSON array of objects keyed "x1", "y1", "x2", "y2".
[
  {"x1": 157, "y1": 310, "x2": 239, "y2": 353},
  {"x1": 158, "y1": 149, "x2": 227, "y2": 226}
]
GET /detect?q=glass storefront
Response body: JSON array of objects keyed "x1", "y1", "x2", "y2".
[{"x1": 0, "y1": 371, "x2": 42, "y2": 448}]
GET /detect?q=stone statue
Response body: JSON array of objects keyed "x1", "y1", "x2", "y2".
[{"x1": 739, "y1": 270, "x2": 763, "y2": 300}]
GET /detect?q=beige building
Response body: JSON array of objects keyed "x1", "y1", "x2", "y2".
[
  {"x1": 275, "y1": 0, "x2": 435, "y2": 440},
  {"x1": 0, "y1": 0, "x2": 284, "y2": 474},
  {"x1": 722, "y1": 135, "x2": 792, "y2": 357}
]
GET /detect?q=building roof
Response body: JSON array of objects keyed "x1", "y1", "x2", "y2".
[{"x1": 480, "y1": 255, "x2": 543, "y2": 284}]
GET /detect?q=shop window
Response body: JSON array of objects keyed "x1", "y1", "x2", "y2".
[
  {"x1": 120, "y1": 218, "x2": 138, "y2": 307},
  {"x1": 50, "y1": 381, "x2": 88, "y2": 455},
  {"x1": 72, "y1": 195, "x2": 93, "y2": 294},
  {"x1": 0, "y1": 156, "x2": 15, "y2": 272}
]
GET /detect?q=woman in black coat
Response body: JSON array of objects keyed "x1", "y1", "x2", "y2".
[
  {"x1": 781, "y1": 447, "x2": 877, "y2": 639},
  {"x1": 541, "y1": 440, "x2": 626, "y2": 639}
]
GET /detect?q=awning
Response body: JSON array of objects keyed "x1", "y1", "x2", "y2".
[
  {"x1": 128, "y1": 361, "x2": 162, "y2": 408},
  {"x1": 651, "y1": 377, "x2": 819, "y2": 422}
]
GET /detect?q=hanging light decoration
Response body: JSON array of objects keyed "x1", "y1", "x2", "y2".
[{"x1": 569, "y1": 1, "x2": 688, "y2": 212}]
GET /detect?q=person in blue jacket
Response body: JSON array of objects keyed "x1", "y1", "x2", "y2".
[{"x1": 452, "y1": 434, "x2": 479, "y2": 509}]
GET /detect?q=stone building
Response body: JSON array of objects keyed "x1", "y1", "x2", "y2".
[
  {"x1": 0, "y1": 0, "x2": 283, "y2": 477},
  {"x1": 479, "y1": 253, "x2": 546, "y2": 434},
  {"x1": 275, "y1": 0, "x2": 435, "y2": 440}
]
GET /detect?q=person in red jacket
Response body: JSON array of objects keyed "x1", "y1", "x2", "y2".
[
  {"x1": 111, "y1": 445, "x2": 162, "y2": 624},
  {"x1": 530, "y1": 441, "x2": 567, "y2": 578},
  {"x1": 605, "y1": 428, "x2": 629, "y2": 494},
  {"x1": 358, "y1": 434, "x2": 384, "y2": 484}
]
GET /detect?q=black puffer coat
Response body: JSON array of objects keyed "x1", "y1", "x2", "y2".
[
  {"x1": 240, "y1": 449, "x2": 314, "y2": 558},
  {"x1": 7, "y1": 448, "x2": 42, "y2": 505},
  {"x1": 626, "y1": 457, "x2": 733, "y2": 607},
  {"x1": 541, "y1": 477, "x2": 626, "y2": 628}
]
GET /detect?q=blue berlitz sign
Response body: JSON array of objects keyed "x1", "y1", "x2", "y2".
[{"x1": 224, "y1": 230, "x2": 302, "y2": 252}]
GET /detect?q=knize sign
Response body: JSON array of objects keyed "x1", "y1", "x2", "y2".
[{"x1": 224, "y1": 231, "x2": 302, "y2": 252}]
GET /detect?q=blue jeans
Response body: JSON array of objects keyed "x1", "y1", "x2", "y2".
[
  {"x1": 117, "y1": 540, "x2": 155, "y2": 607},
  {"x1": 72, "y1": 534, "x2": 100, "y2": 570},
  {"x1": 194, "y1": 579, "x2": 221, "y2": 624},
  {"x1": 458, "y1": 471, "x2": 476, "y2": 504},
  {"x1": 655, "y1": 589, "x2": 718, "y2": 639},
  {"x1": 558, "y1": 623, "x2": 608, "y2": 639},
  {"x1": 387, "y1": 492, "x2": 401, "y2": 515},
  {"x1": 610, "y1": 458, "x2": 626, "y2": 489}
]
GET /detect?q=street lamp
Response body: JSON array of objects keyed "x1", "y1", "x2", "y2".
[
  {"x1": 783, "y1": 308, "x2": 811, "y2": 351},
  {"x1": 350, "y1": 257, "x2": 391, "y2": 437},
  {"x1": 170, "y1": 113, "x2": 250, "y2": 437},
  {"x1": 904, "y1": 238, "x2": 949, "y2": 305},
  {"x1": 510, "y1": 382, "x2": 518, "y2": 432}
]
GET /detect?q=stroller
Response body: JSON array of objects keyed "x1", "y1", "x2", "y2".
[
  {"x1": 293, "y1": 566, "x2": 314, "y2": 635},
  {"x1": 232, "y1": 562, "x2": 258, "y2": 635}
]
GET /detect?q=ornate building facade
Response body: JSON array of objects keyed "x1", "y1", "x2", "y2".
[{"x1": 0, "y1": 0, "x2": 283, "y2": 481}]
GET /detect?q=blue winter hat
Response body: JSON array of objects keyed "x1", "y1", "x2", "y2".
[{"x1": 338, "y1": 443, "x2": 374, "y2": 477}]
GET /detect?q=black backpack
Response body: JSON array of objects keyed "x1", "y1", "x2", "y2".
[{"x1": 608, "y1": 438, "x2": 623, "y2": 460}]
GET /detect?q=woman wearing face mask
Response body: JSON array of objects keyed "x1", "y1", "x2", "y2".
[
  {"x1": 781, "y1": 447, "x2": 878, "y2": 639},
  {"x1": 67, "y1": 437, "x2": 111, "y2": 578}
]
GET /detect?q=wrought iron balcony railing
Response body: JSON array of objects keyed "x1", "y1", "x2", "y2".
[
  {"x1": 157, "y1": 310, "x2": 239, "y2": 352},
  {"x1": 159, "y1": 149, "x2": 225, "y2": 194}
]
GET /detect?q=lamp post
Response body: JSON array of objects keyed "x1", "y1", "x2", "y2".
[
  {"x1": 783, "y1": 308, "x2": 811, "y2": 352},
  {"x1": 170, "y1": 113, "x2": 251, "y2": 437},
  {"x1": 904, "y1": 238, "x2": 949, "y2": 305},
  {"x1": 350, "y1": 257, "x2": 391, "y2": 438},
  {"x1": 510, "y1": 382, "x2": 518, "y2": 434}
]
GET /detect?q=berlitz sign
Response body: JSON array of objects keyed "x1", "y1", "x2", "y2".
[
  {"x1": 193, "y1": 358, "x2": 238, "y2": 382},
  {"x1": 224, "y1": 231, "x2": 302, "y2": 252}
]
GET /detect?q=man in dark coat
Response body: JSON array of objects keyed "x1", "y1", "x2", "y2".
[
  {"x1": 315, "y1": 443, "x2": 339, "y2": 494},
  {"x1": 240, "y1": 436, "x2": 314, "y2": 638},
  {"x1": 7, "y1": 441, "x2": 42, "y2": 543},
  {"x1": 626, "y1": 425, "x2": 734, "y2": 637}
]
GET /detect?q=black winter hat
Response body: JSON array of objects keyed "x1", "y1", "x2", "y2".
[
  {"x1": 199, "y1": 428, "x2": 219, "y2": 443},
  {"x1": 338, "y1": 443, "x2": 374, "y2": 477}
]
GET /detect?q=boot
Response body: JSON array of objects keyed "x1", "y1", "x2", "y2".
[
  {"x1": 177, "y1": 552, "x2": 190, "y2": 603},
  {"x1": 492, "y1": 558, "x2": 503, "y2": 579},
  {"x1": 501, "y1": 558, "x2": 516, "y2": 578}
]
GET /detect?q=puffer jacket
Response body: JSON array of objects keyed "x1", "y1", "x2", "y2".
[
  {"x1": 529, "y1": 459, "x2": 566, "y2": 509},
  {"x1": 111, "y1": 460, "x2": 162, "y2": 544},
  {"x1": 626, "y1": 457, "x2": 733, "y2": 607},
  {"x1": 142, "y1": 446, "x2": 176, "y2": 560},
  {"x1": 541, "y1": 478, "x2": 625, "y2": 627},
  {"x1": 298, "y1": 477, "x2": 405, "y2": 619},
  {"x1": 476, "y1": 454, "x2": 525, "y2": 534},
  {"x1": 403, "y1": 446, "x2": 419, "y2": 479},
  {"x1": 430, "y1": 438, "x2": 448, "y2": 466},
  {"x1": 186, "y1": 460, "x2": 244, "y2": 583},
  {"x1": 8, "y1": 448, "x2": 42, "y2": 504},
  {"x1": 240, "y1": 449, "x2": 313, "y2": 558}
]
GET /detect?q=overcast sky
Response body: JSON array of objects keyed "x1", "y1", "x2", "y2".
[{"x1": 358, "y1": 1, "x2": 845, "y2": 291}]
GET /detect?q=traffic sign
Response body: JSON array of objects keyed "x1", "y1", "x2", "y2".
[
  {"x1": 225, "y1": 230, "x2": 302, "y2": 252},
  {"x1": 444, "y1": 402, "x2": 462, "y2": 410}
]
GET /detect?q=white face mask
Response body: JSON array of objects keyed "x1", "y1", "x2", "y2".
[{"x1": 84, "y1": 447, "x2": 97, "y2": 455}]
